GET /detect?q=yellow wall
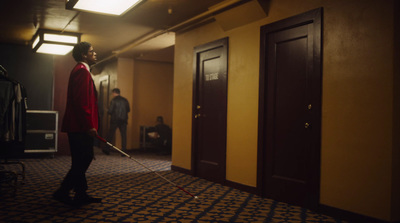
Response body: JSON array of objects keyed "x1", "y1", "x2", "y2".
[
  {"x1": 172, "y1": 0, "x2": 398, "y2": 221},
  {"x1": 320, "y1": 0, "x2": 394, "y2": 220},
  {"x1": 132, "y1": 60, "x2": 174, "y2": 148},
  {"x1": 95, "y1": 58, "x2": 173, "y2": 149},
  {"x1": 116, "y1": 58, "x2": 135, "y2": 149}
]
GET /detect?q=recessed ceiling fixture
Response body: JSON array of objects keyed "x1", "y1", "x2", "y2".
[
  {"x1": 32, "y1": 29, "x2": 81, "y2": 55},
  {"x1": 66, "y1": 0, "x2": 143, "y2": 16}
]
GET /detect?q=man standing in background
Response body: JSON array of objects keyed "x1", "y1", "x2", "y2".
[
  {"x1": 53, "y1": 42, "x2": 102, "y2": 206},
  {"x1": 103, "y1": 88, "x2": 130, "y2": 155}
]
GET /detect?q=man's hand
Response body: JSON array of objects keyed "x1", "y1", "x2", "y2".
[{"x1": 88, "y1": 128, "x2": 98, "y2": 137}]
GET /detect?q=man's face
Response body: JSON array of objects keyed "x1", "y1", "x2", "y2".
[{"x1": 84, "y1": 46, "x2": 97, "y2": 65}]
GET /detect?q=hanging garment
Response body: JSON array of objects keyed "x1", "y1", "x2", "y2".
[{"x1": 0, "y1": 67, "x2": 27, "y2": 143}]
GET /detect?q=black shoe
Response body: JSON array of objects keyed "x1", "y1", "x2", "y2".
[
  {"x1": 74, "y1": 194, "x2": 102, "y2": 206},
  {"x1": 53, "y1": 190, "x2": 74, "y2": 206}
]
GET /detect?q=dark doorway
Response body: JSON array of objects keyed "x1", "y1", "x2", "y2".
[
  {"x1": 98, "y1": 75, "x2": 110, "y2": 140},
  {"x1": 192, "y1": 37, "x2": 228, "y2": 183},
  {"x1": 258, "y1": 8, "x2": 322, "y2": 209}
]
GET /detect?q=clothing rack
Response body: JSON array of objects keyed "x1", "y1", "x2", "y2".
[{"x1": 0, "y1": 65, "x2": 27, "y2": 196}]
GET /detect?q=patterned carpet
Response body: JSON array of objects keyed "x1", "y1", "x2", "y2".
[{"x1": 0, "y1": 149, "x2": 345, "y2": 223}]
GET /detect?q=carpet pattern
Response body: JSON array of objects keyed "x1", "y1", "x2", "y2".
[{"x1": 0, "y1": 150, "x2": 345, "y2": 222}]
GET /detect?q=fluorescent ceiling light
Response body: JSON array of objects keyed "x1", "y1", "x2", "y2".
[
  {"x1": 32, "y1": 29, "x2": 81, "y2": 55},
  {"x1": 43, "y1": 34, "x2": 78, "y2": 44},
  {"x1": 66, "y1": 0, "x2": 143, "y2": 16},
  {"x1": 36, "y1": 44, "x2": 75, "y2": 55}
]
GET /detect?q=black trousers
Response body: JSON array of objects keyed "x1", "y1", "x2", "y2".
[
  {"x1": 59, "y1": 133, "x2": 94, "y2": 195},
  {"x1": 106, "y1": 120, "x2": 127, "y2": 152}
]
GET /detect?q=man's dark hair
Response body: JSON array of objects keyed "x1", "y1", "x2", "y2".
[
  {"x1": 156, "y1": 116, "x2": 164, "y2": 124},
  {"x1": 112, "y1": 88, "x2": 120, "y2": 94},
  {"x1": 72, "y1": 42, "x2": 91, "y2": 62}
]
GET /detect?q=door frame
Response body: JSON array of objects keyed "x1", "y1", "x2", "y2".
[
  {"x1": 257, "y1": 8, "x2": 323, "y2": 208},
  {"x1": 191, "y1": 37, "x2": 229, "y2": 181},
  {"x1": 98, "y1": 75, "x2": 110, "y2": 140}
]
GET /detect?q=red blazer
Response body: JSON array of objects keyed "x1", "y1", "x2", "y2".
[{"x1": 61, "y1": 63, "x2": 98, "y2": 133}]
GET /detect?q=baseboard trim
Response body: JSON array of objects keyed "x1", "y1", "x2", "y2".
[
  {"x1": 170, "y1": 165, "x2": 259, "y2": 195},
  {"x1": 223, "y1": 179, "x2": 260, "y2": 195},
  {"x1": 319, "y1": 204, "x2": 399, "y2": 223},
  {"x1": 171, "y1": 165, "x2": 193, "y2": 175}
]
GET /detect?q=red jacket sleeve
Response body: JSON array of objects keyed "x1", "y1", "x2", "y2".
[
  {"x1": 62, "y1": 64, "x2": 98, "y2": 133},
  {"x1": 70, "y1": 68, "x2": 95, "y2": 130}
]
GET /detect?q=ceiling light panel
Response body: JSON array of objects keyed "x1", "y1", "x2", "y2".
[
  {"x1": 32, "y1": 29, "x2": 81, "y2": 55},
  {"x1": 36, "y1": 44, "x2": 75, "y2": 55},
  {"x1": 66, "y1": 0, "x2": 143, "y2": 16}
]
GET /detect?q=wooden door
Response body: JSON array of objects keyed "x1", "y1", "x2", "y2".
[
  {"x1": 258, "y1": 8, "x2": 322, "y2": 209},
  {"x1": 98, "y1": 75, "x2": 110, "y2": 139},
  {"x1": 192, "y1": 38, "x2": 228, "y2": 183}
]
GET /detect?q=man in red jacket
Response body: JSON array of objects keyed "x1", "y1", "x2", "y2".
[{"x1": 53, "y1": 42, "x2": 101, "y2": 206}]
